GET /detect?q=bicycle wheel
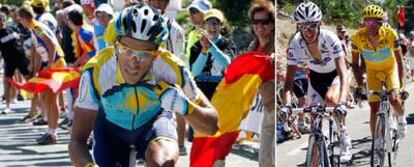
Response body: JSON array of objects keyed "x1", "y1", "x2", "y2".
[
  {"x1": 330, "y1": 131, "x2": 341, "y2": 167},
  {"x1": 306, "y1": 136, "x2": 330, "y2": 167},
  {"x1": 306, "y1": 136, "x2": 317, "y2": 167},
  {"x1": 388, "y1": 128, "x2": 398, "y2": 167},
  {"x1": 319, "y1": 137, "x2": 330, "y2": 167},
  {"x1": 371, "y1": 114, "x2": 386, "y2": 167}
]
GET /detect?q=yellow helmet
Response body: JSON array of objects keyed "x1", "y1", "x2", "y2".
[{"x1": 363, "y1": 5, "x2": 385, "y2": 19}]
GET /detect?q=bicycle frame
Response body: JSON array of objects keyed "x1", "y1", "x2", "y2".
[
  {"x1": 371, "y1": 80, "x2": 399, "y2": 167},
  {"x1": 292, "y1": 106, "x2": 342, "y2": 167}
]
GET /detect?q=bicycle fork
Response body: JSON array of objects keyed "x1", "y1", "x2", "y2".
[{"x1": 129, "y1": 145, "x2": 137, "y2": 167}]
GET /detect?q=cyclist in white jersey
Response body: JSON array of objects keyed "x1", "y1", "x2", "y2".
[{"x1": 281, "y1": 1, "x2": 352, "y2": 162}]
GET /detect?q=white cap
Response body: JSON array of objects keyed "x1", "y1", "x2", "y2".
[
  {"x1": 95, "y1": 3, "x2": 113, "y2": 16},
  {"x1": 187, "y1": 0, "x2": 212, "y2": 14},
  {"x1": 63, "y1": 4, "x2": 83, "y2": 15}
]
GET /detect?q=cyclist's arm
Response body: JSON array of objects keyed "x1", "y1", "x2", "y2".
[
  {"x1": 184, "y1": 93, "x2": 219, "y2": 135},
  {"x1": 351, "y1": 48, "x2": 363, "y2": 87},
  {"x1": 335, "y1": 55, "x2": 349, "y2": 103},
  {"x1": 282, "y1": 65, "x2": 297, "y2": 106},
  {"x1": 69, "y1": 71, "x2": 99, "y2": 166},
  {"x1": 69, "y1": 107, "x2": 96, "y2": 167},
  {"x1": 180, "y1": 68, "x2": 219, "y2": 135},
  {"x1": 284, "y1": 43, "x2": 299, "y2": 106},
  {"x1": 394, "y1": 47, "x2": 406, "y2": 88},
  {"x1": 39, "y1": 34, "x2": 56, "y2": 67}
]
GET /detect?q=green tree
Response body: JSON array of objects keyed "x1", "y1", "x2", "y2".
[
  {"x1": 0, "y1": 0, "x2": 25, "y2": 6},
  {"x1": 211, "y1": 0, "x2": 251, "y2": 28}
]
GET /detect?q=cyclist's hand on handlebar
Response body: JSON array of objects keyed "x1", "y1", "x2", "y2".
[
  {"x1": 400, "y1": 88, "x2": 409, "y2": 101},
  {"x1": 355, "y1": 86, "x2": 363, "y2": 98},
  {"x1": 334, "y1": 102, "x2": 347, "y2": 115},
  {"x1": 280, "y1": 105, "x2": 292, "y2": 117}
]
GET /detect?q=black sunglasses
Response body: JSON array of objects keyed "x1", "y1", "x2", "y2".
[
  {"x1": 251, "y1": 19, "x2": 273, "y2": 25},
  {"x1": 206, "y1": 18, "x2": 220, "y2": 26}
]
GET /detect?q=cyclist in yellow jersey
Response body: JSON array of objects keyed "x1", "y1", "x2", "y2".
[{"x1": 350, "y1": 5, "x2": 407, "y2": 138}]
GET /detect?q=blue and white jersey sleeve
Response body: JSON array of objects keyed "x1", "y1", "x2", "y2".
[
  {"x1": 181, "y1": 68, "x2": 202, "y2": 102},
  {"x1": 74, "y1": 71, "x2": 100, "y2": 111},
  {"x1": 152, "y1": 51, "x2": 202, "y2": 102}
]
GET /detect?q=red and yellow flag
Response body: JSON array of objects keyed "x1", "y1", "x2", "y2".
[
  {"x1": 190, "y1": 52, "x2": 274, "y2": 167},
  {"x1": 8, "y1": 68, "x2": 81, "y2": 93}
]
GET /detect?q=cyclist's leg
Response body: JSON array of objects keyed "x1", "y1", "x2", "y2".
[
  {"x1": 307, "y1": 83, "x2": 325, "y2": 135},
  {"x1": 367, "y1": 69, "x2": 382, "y2": 137},
  {"x1": 386, "y1": 68, "x2": 404, "y2": 116},
  {"x1": 325, "y1": 75, "x2": 345, "y2": 121},
  {"x1": 144, "y1": 111, "x2": 179, "y2": 166},
  {"x1": 386, "y1": 67, "x2": 407, "y2": 137},
  {"x1": 293, "y1": 79, "x2": 309, "y2": 131},
  {"x1": 325, "y1": 80, "x2": 340, "y2": 106},
  {"x1": 325, "y1": 75, "x2": 353, "y2": 161}
]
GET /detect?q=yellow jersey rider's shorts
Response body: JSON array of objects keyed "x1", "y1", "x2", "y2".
[{"x1": 366, "y1": 65, "x2": 400, "y2": 102}]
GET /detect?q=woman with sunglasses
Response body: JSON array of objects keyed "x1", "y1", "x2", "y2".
[
  {"x1": 189, "y1": 8, "x2": 236, "y2": 100},
  {"x1": 247, "y1": 1, "x2": 275, "y2": 166},
  {"x1": 281, "y1": 1, "x2": 352, "y2": 163},
  {"x1": 69, "y1": 3, "x2": 218, "y2": 166},
  {"x1": 350, "y1": 5, "x2": 407, "y2": 139}
]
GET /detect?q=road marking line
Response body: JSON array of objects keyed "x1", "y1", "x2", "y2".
[{"x1": 286, "y1": 142, "x2": 308, "y2": 156}]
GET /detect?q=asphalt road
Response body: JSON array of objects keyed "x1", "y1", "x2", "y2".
[{"x1": 276, "y1": 84, "x2": 414, "y2": 167}]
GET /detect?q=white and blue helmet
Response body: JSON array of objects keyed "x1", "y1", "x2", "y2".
[{"x1": 293, "y1": 1, "x2": 322, "y2": 23}]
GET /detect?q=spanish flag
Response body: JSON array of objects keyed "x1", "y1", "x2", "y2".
[
  {"x1": 190, "y1": 52, "x2": 274, "y2": 167},
  {"x1": 7, "y1": 68, "x2": 81, "y2": 93}
]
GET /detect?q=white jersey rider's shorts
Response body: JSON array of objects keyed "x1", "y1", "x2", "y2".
[{"x1": 307, "y1": 70, "x2": 341, "y2": 106}]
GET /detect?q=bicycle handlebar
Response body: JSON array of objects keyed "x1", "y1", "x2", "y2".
[{"x1": 291, "y1": 106, "x2": 336, "y2": 113}]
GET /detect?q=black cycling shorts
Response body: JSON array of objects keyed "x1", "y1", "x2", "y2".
[
  {"x1": 4, "y1": 56, "x2": 30, "y2": 78},
  {"x1": 293, "y1": 78, "x2": 308, "y2": 98}
]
